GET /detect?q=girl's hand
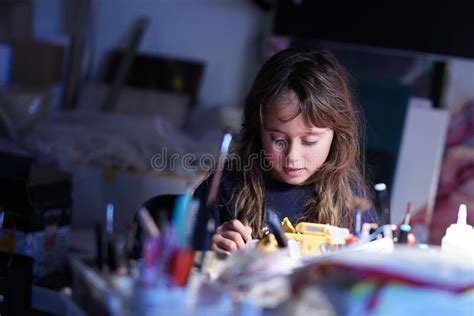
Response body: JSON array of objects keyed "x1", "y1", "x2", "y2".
[{"x1": 211, "y1": 219, "x2": 252, "y2": 254}]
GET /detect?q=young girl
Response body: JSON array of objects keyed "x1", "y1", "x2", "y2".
[{"x1": 192, "y1": 48, "x2": 378, "y2": 253}]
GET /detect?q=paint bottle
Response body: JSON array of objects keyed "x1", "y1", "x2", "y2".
[{"x1": 441, "y1": 204, "x2": 474, "y2": 259}]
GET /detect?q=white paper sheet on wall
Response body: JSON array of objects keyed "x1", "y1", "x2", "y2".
[{"x1": 391, "y1": 99, "x2": 450, "y2": 234}]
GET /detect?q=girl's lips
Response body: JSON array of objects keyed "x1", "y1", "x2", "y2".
[{"x1": 283, "y1": 167, "x2": 305, "y2": 176}]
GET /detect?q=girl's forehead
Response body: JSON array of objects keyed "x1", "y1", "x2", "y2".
[
  {"x1": 265, "y1": 92, "x2": 301, "y2": 120},
  {"x1": 263, "y1": 107, "x2": 327, "y2": 132},
  {"x1": 262, "y1": 91, "x2": 331, "y2": 130}
]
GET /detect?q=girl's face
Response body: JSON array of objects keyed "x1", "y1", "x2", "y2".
[{"x1": 261, "y1": 93, "x2": 334, "y2": 185}]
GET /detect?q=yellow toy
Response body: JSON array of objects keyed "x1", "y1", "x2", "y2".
[
  {"x1": 256, "y1": 233, "x2": 279, "y2": 253},
  {"x1": 257, "y1": 217, "x2": 350, "y2": 256}
]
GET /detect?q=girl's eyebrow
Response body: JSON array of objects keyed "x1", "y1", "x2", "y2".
[
  {"x1": 304, "y1": 130, "x2": 324, "y2": 135},
  {"x1": 263, "y1": 127, "x2": 285, "y2": 133},
  {"x1": 263, "y1": 127, "x2": 324, "y2": 135}
]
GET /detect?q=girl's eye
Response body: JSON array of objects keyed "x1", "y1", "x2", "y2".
[
  {"x1": 303, "y1": 140, "x2": 317, "y2": 146},
  {"x1": 272, "y1": 138, "x2": 288, "y2": 151}
]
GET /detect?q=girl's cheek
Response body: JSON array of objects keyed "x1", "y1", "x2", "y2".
[
  {"x1": 262, "y1": 150, "x2": 279, "y2": 166},
  {"x1": 271, "y1": 153, "x2": 285, "y2": 168}
]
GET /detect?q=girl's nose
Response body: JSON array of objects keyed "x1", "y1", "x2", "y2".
[{"x1": 286, "y1": 142, "x2": 300, "y2": 163}]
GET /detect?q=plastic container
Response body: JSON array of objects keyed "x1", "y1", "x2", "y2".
[{"x1": 441, "y1": 204, "x2": 474, "y2": 260}]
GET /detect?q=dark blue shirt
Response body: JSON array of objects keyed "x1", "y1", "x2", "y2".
[{"x1": 264, "y1": 178, "x2": 314, "y2": 224}]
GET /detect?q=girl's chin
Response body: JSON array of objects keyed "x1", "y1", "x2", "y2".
[{"x1": 276, "y1": 171, "x2": 309, "y2": 185}]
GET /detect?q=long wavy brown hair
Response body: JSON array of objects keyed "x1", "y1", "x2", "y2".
[{"x1": 230, "y1": 48, "x2": 367, "y2": 236}]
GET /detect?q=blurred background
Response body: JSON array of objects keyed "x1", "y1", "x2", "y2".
[{"x1": 0, "y1": 1, "x2": 473, "y2": 291}]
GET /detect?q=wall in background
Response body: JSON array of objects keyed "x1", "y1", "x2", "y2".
[
  {"x1": 33, "y1": 0, "x2": 64, "y2": 39},
  {"x1": 34, "y1": 0, "x2": 268, "y2": 108},
  {"x1": 31, "y1": 0, "x2": 474, "y2": 110}
]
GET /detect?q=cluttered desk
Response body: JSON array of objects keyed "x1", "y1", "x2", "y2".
[
  {"x1": 69, "y1": 197, "x2": 474, "y2": 316},
  {"x1": 66, "y1": 131, "x2": 474, "y2": 316}
]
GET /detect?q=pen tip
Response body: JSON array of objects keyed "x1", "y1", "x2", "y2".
[{"x1": 406, "y1": 201, "x2": 412, "y2": 214}]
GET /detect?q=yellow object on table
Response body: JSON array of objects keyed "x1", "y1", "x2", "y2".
[{"x1": 257, "y1": 218, "x2": 350, "y2": 256}]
